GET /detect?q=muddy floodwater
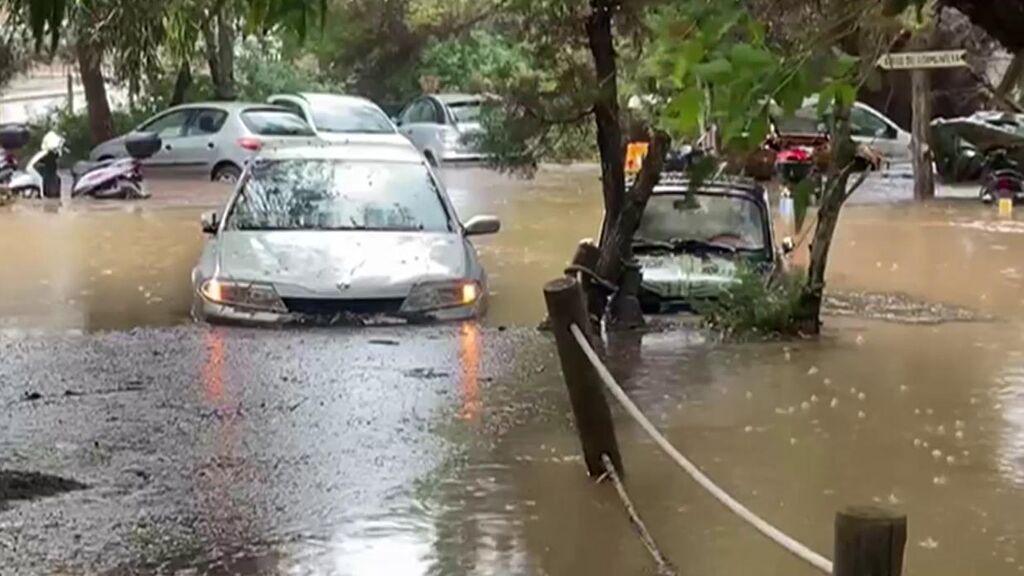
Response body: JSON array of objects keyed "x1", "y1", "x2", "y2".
[{"x1": 2, "y1": 167, "x2": 1024, "y2": 575}]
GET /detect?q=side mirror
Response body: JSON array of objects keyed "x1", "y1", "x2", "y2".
[
  {"x1": 781, "y1": 237, "x2": 795, "y2": 255},
  {"x1": 201, "y1": 211, "x2": 220, "y2": 235},
  {"x1": 464, "y1": 215, "x2": 501, "y2": 236}
]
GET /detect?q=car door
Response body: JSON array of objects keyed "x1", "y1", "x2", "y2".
[
  {"x1": 137, "y1": 109, "x2": 196, "y2": 178},
  {"x1": 398, "y1": 99, "x2": 438, "y2": 153},
  {"x1": 174, "y1": 107, "x2": 230, "y2": 179}
]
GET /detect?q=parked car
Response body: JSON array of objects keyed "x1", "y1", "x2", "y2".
[
  {"x1": 191, "y1": 142, "x2": 501, "y2": 325},
  {"x1": 266, "y1": 93, "x2": 414, "y2": 149},
  {"x1": 633, "y1": 176, "x2": 787, "y2": 312},
  {"x1": 89, "y1": 103, "x2": 317, "y2": 183},
  {"x1": 396, "y1": 94, "x2": 489, "y2": 166},
  {"x1": 802, "y1": 98, "x2": 912, "y2": 165}
]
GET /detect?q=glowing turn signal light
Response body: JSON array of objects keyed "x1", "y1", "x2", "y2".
[{"x1": 461, "y1": 283, "x2": 479, "y2": 305}]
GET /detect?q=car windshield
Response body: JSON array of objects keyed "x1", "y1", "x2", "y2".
[
  {"x1": 448, "y1": 101, "x2": 482, "y2": 123},
  {"x1": 226, "y1": 160, "x2": 451, "y2": 232},
  {"x1": 241, "y1": 110, "x2": 315, "y2": 136},
  {"x1": 311, "y1": 104, "x2": 396, "y2": 135},
  {"x1": 635, "y1": 193, "x2": 767, "y2": 252},
  {"x1": 775, "y1": 113, "x2": 822, "y2": 135}
]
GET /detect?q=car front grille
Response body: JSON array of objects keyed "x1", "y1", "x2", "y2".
[{"x1": 282, "y1": 298, "x2": 405, "y2": 317}]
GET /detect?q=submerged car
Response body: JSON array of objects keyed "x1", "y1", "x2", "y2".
[
  {"x1": 267, "y1": 93, "x2": 415, "y2": 149},
  {"x1": 89, "y1": 102, "x2": 317, "y2": 183},
  {"x1": 396, "y1": 94, "x2": 489, "y2": 166},
  {"x1": 191, "y1": 143, "x2": 501, "y2": 325},
  {"x1": 633, "y1": 177, "x2": 785, "y2": 312}
]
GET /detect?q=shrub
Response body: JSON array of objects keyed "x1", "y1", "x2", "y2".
[{"x1": 693, "y1": 267, "x2": 807, "y2": 339}]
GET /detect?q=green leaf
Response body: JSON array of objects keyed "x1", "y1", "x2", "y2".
[
  {"x1": 835, "y1": 82, "x2": 856, "y2": 109},
  {"x1": 665, "y1": 87, "x2": 704, "y2": 135},
  {"x1": 693, "y1": 58, "x2": 733, "y2": 81},
  {"x1": 730, "y1": 43, "x2": 773, "y2": 68},
  {"x1": 792, "y1": 178, "x2": 816, "y2": 232}
]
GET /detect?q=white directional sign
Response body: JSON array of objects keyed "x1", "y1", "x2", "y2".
[{"x1": 876, "y1": 50, "x2": 968, "y2": 70}]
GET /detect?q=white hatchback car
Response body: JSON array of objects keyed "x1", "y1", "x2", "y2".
[
  {"x1": 191, "y1": 143, "x2": 500, "y2": 325},
  {"x1": 267, "y1": 93, "x2": 415, "y2": 149}
]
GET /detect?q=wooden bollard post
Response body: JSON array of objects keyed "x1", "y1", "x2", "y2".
[
  {"x1": 834, "y1": 506, "x2": 907, "y2": 576},
  {"x1": 543, "y1": 277, "x2": 624, "y2": 477}
]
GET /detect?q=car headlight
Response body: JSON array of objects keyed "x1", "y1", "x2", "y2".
[
  {"x1": 400, "y1": 280, "x2": 480, "y2": 314},
  {"x1": 200, "y1": 278, "x2": 287, "y2": 313}
]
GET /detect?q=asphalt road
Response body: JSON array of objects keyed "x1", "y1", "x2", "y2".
[{"x1": 0, "y1": 324, "x2": 562, "y2": 574}]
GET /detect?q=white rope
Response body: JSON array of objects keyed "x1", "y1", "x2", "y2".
[{"x1": 570, "y1": 324, "x2": 834, "y2": 574}]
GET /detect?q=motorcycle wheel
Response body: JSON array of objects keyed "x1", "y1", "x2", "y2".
[
  {"x1": 980, "y1": 187, "x2": 996, "y2": 205},
  {"x1": 13, "y1": 186, "x2": 41, "y2": 199},
  {"x1": 120, "y1": 180, "x2": 149, "y2": 200}
]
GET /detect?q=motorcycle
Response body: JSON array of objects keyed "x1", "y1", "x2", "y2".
[
  {"x1": 979, "y1": 149, "x2": 1024, "y2": 205},
  {"x1": 10, "y1": 131, "x2": 160, "y2": 200},
  {"x1": 0, "y1": 123, "x2": 30, "y2": 186}
]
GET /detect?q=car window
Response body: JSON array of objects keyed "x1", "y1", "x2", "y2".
[
  {"x1": 272, "y1": 100, "x2": 309, "y2": 123},
  {"x1": 636, "y1": 193, "x2": 767, "y2": 251},
  {"x1": 850, "y1": 107, "x2": 892, "y2": 140},
  {"x1": 311, "y1": 104, "x2": 396, "y2": 134},
  {"x1": 184, "y1": 108, "x2": 228, "y2": 136},
  {"x1": 404, "y1": 100, "x2": 434, "y2": 124},
  {"x1": 447, "y1": 101, "x2": 482, "y2": 124},
  {"x1": 240, "y1": 110, "x2": 315, "y2": 136},
  {"x1": 140, "y1": 110, "x2": 192, "y2": 139},
  {"x1": 227, "y1": 160, "x2": 452, "y2": 232}
]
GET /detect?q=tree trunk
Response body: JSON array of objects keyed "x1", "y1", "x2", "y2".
[
  {"x1": 216, "y1": 7, "x2": 236, "y2": 100},
  {"x1": 910, "y1": 35, "x2": 935, "y2": 201},
  {"x1": 796, "y1": 104, "x2": 858, "y2": 335},
  {"x1": 170, "y1": 61, "x2": 193, "y2": 107},
  {"x1": 75, "y1": 37, "x2": 114, "y2": 145},
  {"x1": 593, "y1": 132, "x2": 670, "y2": 328},
  {"x1": 203, "y1": 2, "x2": 236, "y2": 101},
  {"x1": 586, "y1": 0, "x2": 626, "y2": 247}
]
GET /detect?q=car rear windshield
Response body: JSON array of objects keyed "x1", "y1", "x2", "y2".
[
  {"x1": 448, "y1": 101, "x2": 483, "y2": 124},
  {"x1": 311, "y1": 105, "x2": 396, "y2": 135},
  {"x1": 227, "y1": 160, "x2": 451, "y2": 232},
  {"x1": 241, "y1": 110, "x2": 315, "y2": 136},
  {"x1": 636, "y1": 193, "x2": 767, "y2": 251}
]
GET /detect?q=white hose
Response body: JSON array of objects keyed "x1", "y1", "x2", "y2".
[{"x1": 570, "y1": 324, "x2": 834, "y2": 574}]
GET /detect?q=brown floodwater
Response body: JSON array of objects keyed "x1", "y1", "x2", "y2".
[{"x1": 3, "y1": 167, "x2": 1024, "y2": 575}]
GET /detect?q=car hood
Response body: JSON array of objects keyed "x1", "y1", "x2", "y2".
[
  {"x1": 637, "y1": 252, "x2": 740, "y2": 299},
  {"x1": 214, "y1": 231, "x2": 468, "y2": 299}
]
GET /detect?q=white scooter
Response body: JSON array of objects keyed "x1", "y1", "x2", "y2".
[{"x1": 10, "y1": 131, "x2": 155, "y2": 200}]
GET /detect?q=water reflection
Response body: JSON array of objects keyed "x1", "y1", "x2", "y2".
[{"x1": 458, "y1": 322, "x2": 482, "y2": 422}]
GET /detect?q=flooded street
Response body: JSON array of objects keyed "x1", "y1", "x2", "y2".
[{"x1": 3, "y1": 167, "x2": 1024, "y2": 575}]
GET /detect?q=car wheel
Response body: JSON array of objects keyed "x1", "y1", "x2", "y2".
[{"x1": 212, "y1": 164, "x2": 242, "y2": 184}]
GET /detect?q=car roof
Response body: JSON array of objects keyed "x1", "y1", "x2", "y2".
[
  {"x1": 651, "y1": 175, "x2": 768, "y2": 203},
  {"x1": 169, "y1": 102, "x2": 289, "y2": 114},
  {"x1": 431, "y1": 93, "x2": 483, "y2": 105},
  {"x1": 255, "y1": 142, "x2": 427, "y2": 164},
  {"x1": 294, "y1": 93, "x2": 386, "y2": 110}
]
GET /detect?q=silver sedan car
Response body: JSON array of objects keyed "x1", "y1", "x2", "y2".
[
  {"x1": 191, "y1": 143, "x2": 500, "y2": 325},
  {"x1": 89, "y1": 102, "x2": 317, "y2": 183},
  {"x1": 396, "y1": 94, "x2": 488, "y2": 166}
]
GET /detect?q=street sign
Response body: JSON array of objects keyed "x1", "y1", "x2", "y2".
[{"x1": 876, "y1": 50, "x2": 968, "y2": 70}]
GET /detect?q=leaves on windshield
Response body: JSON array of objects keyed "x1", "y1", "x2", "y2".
[{"x1": 230, "y1": 160, "x2": 449, "y2": 232}]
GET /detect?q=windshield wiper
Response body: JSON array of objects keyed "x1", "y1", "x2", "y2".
[
  {"x1": 667, "y1": 238, "x2": 738, "y2": 254},
  {"x1": 633, "y1": 237, "x2": 676, "y2": 251}
]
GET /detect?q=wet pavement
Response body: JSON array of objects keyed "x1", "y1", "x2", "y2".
[{"x1": 2, "y1": 167, "x2": 1024, "y2": 575}]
